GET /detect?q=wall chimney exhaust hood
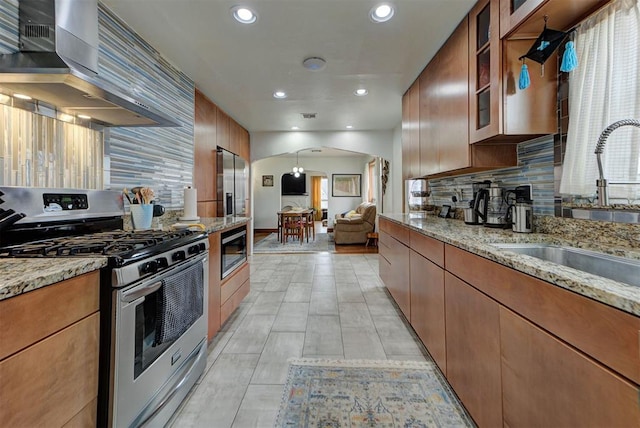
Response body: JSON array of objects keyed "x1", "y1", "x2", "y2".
[{"x1": 0, "y1": 0, "x2": 179, "y2": 128}]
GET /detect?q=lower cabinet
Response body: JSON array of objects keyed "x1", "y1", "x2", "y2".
[
  {"x1": 208, "y1": 232, "x2": 222, "y2": 341},
  {"x1": 501, "y1": 307, "x2": 640, "y2": 427},
  {"x1": 378, "y1": 218, "x2": 640, "y2": 427},
  {"x1": 220, "y1": 262, "x2": 250, "y2": 324},
  {"x1": 445, "y1": 272, "x2": 503, "y2": 428},
  {"x1": 409, "y1": 249, "x2": 446, "y2": 373},
  {"x1": 0, "y1": 272, "x2": 100, "y2": 427}
]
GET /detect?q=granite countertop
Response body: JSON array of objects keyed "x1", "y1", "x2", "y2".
[
  {"x1": 380, "y1": 213, "x2": 640, "y2": 317},
  {"x1": 0, "y1": 258, "x2": 107, "y2": 302},
  {"x1": 0, "y1": 217, "x2": 251, "y2": 302}
]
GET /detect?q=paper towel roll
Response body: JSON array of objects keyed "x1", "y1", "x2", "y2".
[{"x1": 180, "y1": 187, "x2": 199, "y2": 221}]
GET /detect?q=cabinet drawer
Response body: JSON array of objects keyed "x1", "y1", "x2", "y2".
[
  {"x1": 0, "y1": 271, "x2": 99, "y2": 360},
  {"x1": 221, "y1": 261, "x2": 249, "y2": 304},
  {"x1": 0, "y1": 313, "x2": 99, "y2": 427},
  {"x1": 445, "y1": 244, "x2": 640, "y2": 384},
  {"x1": 221, "y1": 278, "x2": 249, "y2": 325},
  {"x1": 409, "y1": 230, "x2": 444, "y2": 266},
  {"x1": 379, "y1": 218, "x2": 410, "y2": 245}
]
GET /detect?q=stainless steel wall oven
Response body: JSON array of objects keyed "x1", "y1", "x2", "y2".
[
  {"x1": 0, "y1": 187, "x2": 209, "y2": 427},
  {"x1": 221, "y1": 226, "x2": 247, "y2": 279}
]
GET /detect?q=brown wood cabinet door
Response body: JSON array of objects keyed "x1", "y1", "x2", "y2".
[
  {"x1": 216, "y1": 108, "x2": 230, "y2": 151},
  {"x1": 194, "y1": 90, "x2": 218, "y2": 202},
  {"x1": 387, "y1": 234, "x2": 411, "y2": 319},
  {"x1": 419, "y1": 59, "x2": 439, "y2": 176},
  {"x1": 0, "y1": 313, "x2": 99, "y2": 427},
  {"x1": 208, "y1": 232, "x2": 221, "y2": 341},
  {"x1": 501, "y1": 307, "x2": 640, "y2": 427},
  {"x1": 402, "y1": 88, "x2": 411, "y2": 181},
  {"x1": 410, "y1": 250, "x2": 446, "y2": 373},
  {"x1": 445, "y1": 272, "x2": 502, "y2": 427},
  {"x1": 402, "y1": 81, "x2": 421, "y2": 179},
  {"x1": 469, "y1": 0, "x2": 502, "y2": 143},
  {"x1": 499, "y1": 0, "x2": 546, "y2": 38}
]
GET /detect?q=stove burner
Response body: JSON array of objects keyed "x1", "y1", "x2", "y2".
[{"x1": 0, "y1": 229, "x2": 204, "y2": 264}]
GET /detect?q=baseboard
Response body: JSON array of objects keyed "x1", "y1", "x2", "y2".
[{"x1": 255, "y1": 228, "x2": 278, "y2": 234}]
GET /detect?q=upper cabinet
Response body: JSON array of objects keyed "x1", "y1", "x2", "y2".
[
  {"x1": 469, "y1": 0, "x2": 557, "y2": 143},
  {"x1": 402, "y1": 80, "x2": 420, "y2": 180},
  {"x1": 500, "y1": 0, "x2": 607, "y2": 40}
]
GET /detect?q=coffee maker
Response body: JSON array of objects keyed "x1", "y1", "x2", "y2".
[
  {"x1": 474, "y1": 182, "x2": 510, "y2": 228},
  {"x1": 507, "y1": 185, "x2": 533, "y2": 233},
  {"x1": 464, "y1": 181, "x2": 491, "y2": 225}
]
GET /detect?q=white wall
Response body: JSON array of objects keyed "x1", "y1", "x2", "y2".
[
  {"x1": 252, "y1": 155, "x2": 370, "y2": 229},
  {"x1": 251, "y1": 130, "x2": 394, "y2": 161},
  {"x1": 391, "y1": 123, "x2": 403, "y2": 213}
]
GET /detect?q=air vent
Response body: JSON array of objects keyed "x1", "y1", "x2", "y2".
[
  {"x1": 24, "y1": 24, "x2": 50, "y2": 38},
  {"x1": 301, "y1": 113, "x2": 317, "y2": 119}
]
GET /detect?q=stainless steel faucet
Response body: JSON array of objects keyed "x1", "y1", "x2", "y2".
[{"x1": 594, "y1": 119, "x2": 640, "y2": 206}]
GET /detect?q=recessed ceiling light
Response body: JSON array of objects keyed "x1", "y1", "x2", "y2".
[
  {"x1": 291, "y1": 126, "x2": 300, "y2": 130},
  {"x1": 346, "y1": 125, "x2": 354, "y2": 129},
  {"x1": 370, "y1": 3, "x2": 395, "y2": 23},
  {"x1": 14, "y1": 93, "x2": 32, "y2": 100},
  {"x1": 231, "y1": 6, "x2": 257, "y2": 24},
  {"x1": 354, "y1": 88, "x2": 368, "y2": 96},
  {"x1": 273, "y1": 91, "x2": 287, "y2": 99},
  {"x1": 77, "y1": 114, "x2": 92, "y2": 120},
  {"x1": 302, "y1": 57, "x2": 327, "y2": 71}
]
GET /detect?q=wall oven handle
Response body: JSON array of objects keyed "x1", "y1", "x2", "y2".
[
  {"x1": 122, "y1": 280, "x2": 162, "y2": 303},
  {"x1": 133, "y1": 341, "x2": 206, "y2": 427},
  {"x1": 222, "y1": 229, "x2": 246, "y2": 244}
]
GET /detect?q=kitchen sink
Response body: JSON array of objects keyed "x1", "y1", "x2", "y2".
[{"x1": 492, "y1": 243, "x2": 640, "y2": 287}]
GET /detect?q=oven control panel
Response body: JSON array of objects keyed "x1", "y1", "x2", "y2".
[{"x1": 43, "y1": 193, "x2": 88, "y2": 211}]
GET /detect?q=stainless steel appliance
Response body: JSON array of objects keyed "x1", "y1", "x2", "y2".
[
  {"x1": 467, "y1": 180, "x2": 491, "y2": 225},
  {"x1": 474, "y1": 182, "x2": 511, "y2": 228},
  {"x1": 221, "y1": 226, "x2": 247, "y2": 279},
  {"x1": 0, "y1": 0, "x2": 177, "y2": 127},
  {"x1": 217, "y1": 148, "x2": 248, "y2": 217},
  {"x1": 0, "y1": 187, "x2": 208, "y2": 427},
  {"x1": 508, "y1": 185, "x2": 533, "y2": 233}
]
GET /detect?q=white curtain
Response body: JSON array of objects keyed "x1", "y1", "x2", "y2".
[{"x1": 560, "y1": 0, "x2": 640, "y2": 202}]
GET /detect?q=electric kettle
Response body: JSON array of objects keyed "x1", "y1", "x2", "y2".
[
  {"x1": 509, "y1": 203, "x2": 533, "y2": 233},
  {"x1": 474, "y1": 182, "x2": 510, "y2": 228}
]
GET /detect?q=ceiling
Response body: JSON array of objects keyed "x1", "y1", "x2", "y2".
[{"x1": 101, "y1": 0, "x2": 476, "y2": 133}]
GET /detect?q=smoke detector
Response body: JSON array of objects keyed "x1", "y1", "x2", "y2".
[
  {"x1": 302, "y1": 57, "x2": 327, "y2": 71},
  {"x1": 301, "y1": 113, "x2": 317, "y2": 119}
]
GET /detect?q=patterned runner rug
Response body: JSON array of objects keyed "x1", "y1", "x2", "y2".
[
  {"x1": 275, "y1": 359, "x2": 475, "y2": 428},
  {"x1": 253, "y1": 232, "x2": 335, "y2": 253}
]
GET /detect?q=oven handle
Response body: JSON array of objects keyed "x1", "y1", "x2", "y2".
[
  {"x1": 134, "y1": 340, "x2": 206, "y2": 428},
  {"x1": 222, "y1": 229, "x2": 246, "y2": 244},
  {"x1": 122, "y1": 280, "x2": 162, "y2": 303}
]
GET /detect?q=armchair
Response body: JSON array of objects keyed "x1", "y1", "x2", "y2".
[{"x1": 333, "y1": 202, "x2": 377, "y2": 244}]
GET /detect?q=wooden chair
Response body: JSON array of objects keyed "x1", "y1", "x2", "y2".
[
  {"x1": 282, "y1": 212, "x2": 304, "y2": 244},
  {"x1": 302, "y1": 208, "x2": 315, "y2": 241},
  {"x1": 278, "y1": 206, "x2": 292, "y2": 242}
]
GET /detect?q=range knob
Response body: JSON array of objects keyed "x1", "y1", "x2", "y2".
[
  {"x1": 188, "y1": 244, "x2": 201, "y2": 255},
  {"x1": 172, "y1": 250, "x2": 186, "y2": 262},
  {"x1": 139, "y1": 260, "x2": 158, "y2": 275}
]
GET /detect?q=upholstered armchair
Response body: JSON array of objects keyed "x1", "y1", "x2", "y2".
[{"x1": 333, "y1": 202, "x2": 377, "y2": 244}]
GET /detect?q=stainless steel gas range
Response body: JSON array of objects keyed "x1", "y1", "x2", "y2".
[{"x1": 0, "y1": 187, "x2": 209, "y2": 427}]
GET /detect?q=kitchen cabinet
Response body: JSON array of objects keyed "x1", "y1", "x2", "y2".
[
  {"x1": 469, "y1": 0, "x2": 557, "y2": 144},
  {"x1": 195, "y1": 89, "x2": 218, "y2": 203},
  {"x1": 445, "y1": 272, "x2": 503, "y2": 428},
  {"x1": 208, "y1": 231, "x2": 222, "y2": 341},
  {"x1": 500, "y1": 0, "x2": 606, "y2": 39},
  {"x1": 409, "y1": 231, "x2": 446, "y2": 373},
  {"x1": 216, "y1": 108, "x2": 231, "y2": 152},
  {"x1": 0, "y1": 272, "x2": 100, "y2": 427},
  {"x1": 501, "y1": 307, "x2": 640, "y2": 427},
  {"x1": 378, "y1": 217, "x2": 410, "y2": 318},
  {"x1": 401, "y1": 80, "x2": 420, "y2": 180}
]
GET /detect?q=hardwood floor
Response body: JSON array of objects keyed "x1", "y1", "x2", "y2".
[{"x1": 253, "y1": 221, "x2": 378, "y2": 254}]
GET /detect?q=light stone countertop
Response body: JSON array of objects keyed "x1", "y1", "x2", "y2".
[
  {"x1": 0, "y1": 258, "x2": 107, "y2": 302},
  {"x1": 380, "y1": 213, "x2": 640, "y2": 317},
  {"x1": 0, "y1": 217, "x2": 251, "y2": 302}
]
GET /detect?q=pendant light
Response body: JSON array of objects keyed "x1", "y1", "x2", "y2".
[{"x1": 292, "y1": 151, "x2": 304, "y2": 177}]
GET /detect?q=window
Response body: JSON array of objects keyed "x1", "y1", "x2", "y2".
[{"x1": 559, "y1": 0, "x2": 640, "y2": 204}]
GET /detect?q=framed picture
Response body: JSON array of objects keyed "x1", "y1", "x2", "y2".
[
  {"x1": 332, "y1": 174, "x2": 361, "y2": 197},
  {"x1": 262, "y1": 175, "x2": 274, "y2": 187}
]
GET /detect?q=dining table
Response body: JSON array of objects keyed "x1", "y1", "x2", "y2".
[{"x1": 277, "y1": 208, "x2": 314, "y2": 244}]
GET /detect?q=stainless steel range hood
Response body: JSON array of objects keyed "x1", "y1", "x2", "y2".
[{"x1": 0, "y1": 0, "x2": 179, "y2": 127}]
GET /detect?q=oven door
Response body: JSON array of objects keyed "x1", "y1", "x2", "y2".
[
  {"x1": 221, "y1": 227, "x2": 247, "y2": 279},
  {"x1": 111, "y1": 253, "x2": 208, "y2": 428}
]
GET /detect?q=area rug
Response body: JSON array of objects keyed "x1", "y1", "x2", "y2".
[
  {"x1": 253, "y1": 232, "x2": 335, "y2": 253},
  {"x1": 275, "y1": 359, "x2": 475, "y2": 428}
]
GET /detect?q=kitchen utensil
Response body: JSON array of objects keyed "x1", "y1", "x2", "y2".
[
  {"x1": 509, "y1": 202, "x2": 533, "y2": 233},
  {"x1": 475, "y1": 183, "x2": 511, "y2": 228}
]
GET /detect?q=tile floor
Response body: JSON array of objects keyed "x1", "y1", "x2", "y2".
[{"x1": 170, "y1": 252, "x2": 430, "y2": 427}]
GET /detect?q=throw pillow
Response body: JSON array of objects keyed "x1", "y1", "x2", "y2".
[{"x1": 346, "y1": 210, "x2": 358, "y2": 218}]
